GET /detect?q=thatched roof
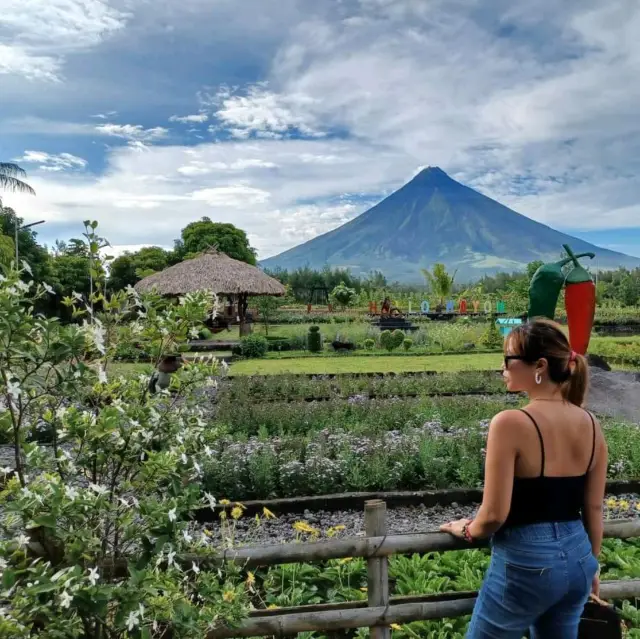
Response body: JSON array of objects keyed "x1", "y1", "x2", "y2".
[{"x1": 134, "y1": 249, "x2": 286, "y2": 297}]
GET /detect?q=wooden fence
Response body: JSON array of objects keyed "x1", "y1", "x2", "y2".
[{"x1": 208, "y1": 500, "x2": 640, "y2": 638}]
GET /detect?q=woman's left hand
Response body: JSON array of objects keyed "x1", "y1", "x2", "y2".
[{"x1": 440, "y1": 518, "x2": 472, "y2": 539}]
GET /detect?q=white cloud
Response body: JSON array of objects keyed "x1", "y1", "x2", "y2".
[
  {"x1": 0, "y1": 0, "x2": 129, "y2": 81},
  {"x1": 0, "y1": 44, "x2": 60, "y2": 81},
  {"x1": 95, "y1": 124, "x2": 169, "y2": 143},
  {"x1": 206, "y1": 84, "x2": 325, "y2": 139},
  {"x1": 190, "y1": 185, "x2": 272, "y2": 207},
  {"x1": 169, "y1": 113, "x2": 209, "y2": 124},
  {"x1": 14, "y1": 150, "x2": 87, "y2": 172},
  {"x1": 177, "y1": 158, "x2": 277, "y2": 175},
  {"x1": 91, "y1": 111, "x2": 118, "y2": 119}
]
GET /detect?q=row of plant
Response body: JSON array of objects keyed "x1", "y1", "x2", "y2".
[
  {"x1": 201, "y1": 417, "x2": 639, "y2": 499},
  {"x1": 591, "y1": 337, "x2": 640, "y2": 367},
  {"x1": 234, "y1": 321, "x2": 500, "y2": 359},
  {"x1": 225, "y1": 534, "x2": 640, "y2": 637},
  {"x1": 221, "y1": 371, "x2": 507, "y2": 403},
  {"x1": 214, "y1": 394, "x2": 515, "y2": 437}
]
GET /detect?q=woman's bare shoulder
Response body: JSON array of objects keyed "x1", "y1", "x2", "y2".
[{"x1": 489, "y1": 409, "x2": 532, "y2": 433}]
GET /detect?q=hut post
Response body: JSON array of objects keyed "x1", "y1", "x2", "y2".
[{"x1": 238, "y1": 293, "x2": 252, "y2": 337}]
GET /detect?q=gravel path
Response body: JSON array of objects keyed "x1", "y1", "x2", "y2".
[{"x1": 199, "y1": 494, "x2": 640, "y2": 546}]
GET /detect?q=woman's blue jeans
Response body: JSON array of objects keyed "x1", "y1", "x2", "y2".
[{"x1": 467, "y1": 521, "x2": 598, "y2": 638}]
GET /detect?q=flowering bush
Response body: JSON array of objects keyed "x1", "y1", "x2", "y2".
[{"x1": 0, "y1": 231, "x2": 247, "y2": 637}]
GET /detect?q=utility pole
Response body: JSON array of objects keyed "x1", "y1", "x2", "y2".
[{"x1": 15, "y1": 219, "x2": 45, "y2": 267}]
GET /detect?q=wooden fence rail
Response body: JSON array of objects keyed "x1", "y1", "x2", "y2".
[{"x1": 205, "y1": 501, "x2": 640, "y2": 638}]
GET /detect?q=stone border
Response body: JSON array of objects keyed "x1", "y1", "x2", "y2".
[{"x1": 193, "y1": 480, "x2": 640, "y2": 521}]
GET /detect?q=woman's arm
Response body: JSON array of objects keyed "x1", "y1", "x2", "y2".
[
  {"x1": 467, "y1": 411, "x2": 519, "y2": 539},
  {"x1": 584, "y1": 419, "x2": 607, "y2": 557}
]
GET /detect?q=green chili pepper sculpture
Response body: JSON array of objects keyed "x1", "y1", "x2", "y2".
[{"x1": 528, "y1": 250, "x2": 594, "y2": 321}]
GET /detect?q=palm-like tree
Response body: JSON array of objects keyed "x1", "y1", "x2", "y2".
[
  {"x1": 0, "y1": 163, "x2": 36, "y2": 195},
  {"x1": 421, "y1": 263, "x2": 457, "y2": 302}
]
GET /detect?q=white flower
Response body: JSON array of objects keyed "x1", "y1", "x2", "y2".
[
  {"x1": 7, "y1": 380, "x2": 21, "y2": 401},
  {"x1": 0, "y1": 557, "x2": 8, "y2": 573},
  {"x1": 126, "y1": 610, "x2": 140, "y2": 631},
  {"x1": 72, "y1": 291, "x2": 83, "y2": 301},
  {"x1": 204, "y1": 492, "x2": 216, "y2": 510},
  {"x1": 89, "y1": 483, "x2": 108, "y2": 496},
  {"x1": 87, "y1": 567, "x2": 99, "y2": 586},
  {"x1": 15, "y1": 279, "x2": 30, "y2": 292},
  {"x1": 0, "y1": 466, "x2": 13, "y2": 475},
  {"x1": 15, "y1": 533, "x2": 30, "y2": 549},
  {"x1": 193, "y1": 461, "x2": 201, "y2": 475},
  {"x1": 204, "y1": 446, "x2": 213, "y2": 457},
  {"x1": 60, "y1": 590, "x2": 73, "y2": 609},
  {"x1": 21, "y1": 260, "x2": 32, "y2": 275},
  {"x1": 65, "y1": 486, "x2": 79, "y2": 500},
  {"x1": 180, "y1": 453, "x2": 188, "y2": 465},
  {"x1": 166, "y1": 550, "x2": 176, "y2": 568},
  {"x1": 221, "y1": 360, "x2": 229, "y2": 373},
  {"x1": 55, "y1": 406, "x2": 67, "y2": 420},
  {"x1": 168, "y1": 508, "x2": 177, "y2": 522},
  {"x1": 138, "y1": 604, "x2": 145, "y2": 619},
  {"x1": 42, "y1": 282, "x2": 54, "y2": 295},
  {"x1": 182, "y1": 529, "x2": 193, "y2": 544},
  {"x1": 192, "y1": 561, "x2": 200, "y2": 574},
  {"x1": 189, "y1": 327, "x2": 200, "y2": 339},
  {"x1": 97, "y1": 367, "x2": 107, "y2": 384}
]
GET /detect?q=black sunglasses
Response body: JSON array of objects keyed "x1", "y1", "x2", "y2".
[{"x1": 504, "y1": 355, "x2": 529, "y2": 369}]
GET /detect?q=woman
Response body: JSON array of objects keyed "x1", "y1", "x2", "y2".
[{"x1": 441, "y1": 319, "x2": 607, "y2": 638}]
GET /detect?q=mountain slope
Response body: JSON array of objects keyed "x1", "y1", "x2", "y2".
[{"x1": 262, "y1": 167, "x2": 640, "y2": 282}]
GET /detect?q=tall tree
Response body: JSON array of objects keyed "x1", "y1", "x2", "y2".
[
  {"x1": 0, "y1": 204, "x2": 50, "y2": 280},
  {"x1": 108, "y1": 246, "x2": 171, "y2": 291},
  {"x1": 175, "y1": 218, "x2": 257, "y2": 265},
  {"x1": 0, "y1": 162, "x2": 35, "y2": 195},
  {"x1": 421, "y1": 263, "x2": 456, "y2": 301}
]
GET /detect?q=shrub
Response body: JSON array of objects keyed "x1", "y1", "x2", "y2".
[
  {"x1": 380, "y1": 330, "x2": 394, "y2": 352},
  {"x1": 240, "y1": 333, "x2": 269, "y2": 358},
  {"x1": 307, "y1": 325, "x2": 322, "y2": 353},
  {"x1": 364, "y1": 338, "x2": 376, "y2": 350},
  {"x1": 481, "y1": 320, "x2": 503, "y2": 349},
  {"x1": 392, "y1": 329, "x2": 406, "y2": 350},
  {"x1": 199, "y1": 327, "x2": 213, "y2": 340},
  {"x1": 403, "y1": 337, "x2": 413, "y2": 351},
  {"x1": 0, "y1": 249, "x2": 247, "y2": 637}
]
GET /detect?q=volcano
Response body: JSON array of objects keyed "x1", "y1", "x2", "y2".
[{"x1": 261, "y1": 167, "x2": 640, "y2": 282}]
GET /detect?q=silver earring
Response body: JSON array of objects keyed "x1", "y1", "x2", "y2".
[{"x1": 535, "y1": 372, "x2": 542, "y2": 385}]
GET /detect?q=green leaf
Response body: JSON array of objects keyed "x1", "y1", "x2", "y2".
[{"x1": 2, "y1": 569, "x2": 16, "y2": 589}]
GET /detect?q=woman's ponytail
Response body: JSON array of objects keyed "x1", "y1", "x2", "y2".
[{"x1": 562, "y1": 352, "x2": 589, "y2": 407}]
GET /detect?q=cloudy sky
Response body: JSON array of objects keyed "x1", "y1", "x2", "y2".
[{"x1": 2, "y1": 0, "x2": 640, "y2": 259}]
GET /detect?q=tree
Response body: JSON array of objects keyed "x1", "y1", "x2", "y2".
[
  {"x1": 254, "y1": 295, "x2": 281, "y2": 336},
  {"x1": 0, "y1": 233, "x2": 14, "y2": 268},
  {"x1": 0, "y1": 204, "x2": 50, "y2": 280},
  {"x1": 175, "y1": 218, "x2": 257, "y2": 265},
  {"x1": 108, "y1": 246, "x2": 171, "y2": 291},
  {"x1": 421, "y1": 263, "x2": 456, "y2": 301},
  {"x1": 330, "y1": 281, "x2": 357, "y2": 309},
  {"x1": 0, "y1": 162, "x2": 35, "y2": 195}
]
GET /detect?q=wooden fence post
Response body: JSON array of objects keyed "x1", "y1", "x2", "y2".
[{"x1": 365, "y1": 499, "x2": 391, "y2": 639}]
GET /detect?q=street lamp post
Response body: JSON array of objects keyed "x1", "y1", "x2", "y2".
[{"x1": 15, "y1": 219, "x2": 45, "y2": 267}]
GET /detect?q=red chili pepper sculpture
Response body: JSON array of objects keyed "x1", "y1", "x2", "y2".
[{"x1": 563, "y1": 244, "x2": 596, "y2": 355}]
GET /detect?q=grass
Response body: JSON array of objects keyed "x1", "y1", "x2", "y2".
[{"x1": 229, "y1": 353, "x2": 503, "y2": 376}]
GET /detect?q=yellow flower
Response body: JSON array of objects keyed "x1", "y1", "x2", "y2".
[
  {"x1": 263, "y1": 507, "x2": 276, "y2": 520},
  {"x1": 606, "y1": 498, "x2": 617, "y2": 509},
  {"x1": 338, "y1": 557, "x2": 353, "y2": 565},
  {"x1": 333, "y1": 524, "x2": 346, "y2": 531},
  {"x1": 636, "y1": 503, "x2": 640, "y2": 512},
  {"x1": 391, "y1": 624, "x2": 402, "y2": 631},
  {"x1": 360, "y1": 587, "x2": 368, "y2": 592},
  {"x1": 619, "y1": 500, "x2": 630, "y2": 511},
  {"x1": 231, "y1": 506, "x2": 243, "y2": 520},
  {"x1": 220, "y1": 499, "x2": 231, "y2": 506},
  {"x1": 222, "y1": 590, "x2": 235, "y2": 603},
  {"x1": 219, "y1": 511, "x2": 227, "y2": 521},
  {"x1": 267, "y1": 604, "x2": 279, "y2": 610},
  {"x1": 246, "y1": 571, "x2": 255, "y2": 585},
  {"x1": 292, "y1": 521, "x2": 319, "y2": 535},
  {"x1": 203, "y1": 529, "x2": 212, "y2": 537}
]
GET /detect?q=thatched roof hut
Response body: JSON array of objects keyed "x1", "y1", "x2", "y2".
[{"x1": 134, "y1": 249, "x2": 286, "y2": 297}]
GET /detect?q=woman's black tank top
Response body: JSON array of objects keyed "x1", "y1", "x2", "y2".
[{"x1": 502, "y1": 409, "x2": 596, "y2": 529}]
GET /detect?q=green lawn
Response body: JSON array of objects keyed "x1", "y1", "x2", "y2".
[{"x1": 229, "y1": 352, "x2": 503, "y2": 376}]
